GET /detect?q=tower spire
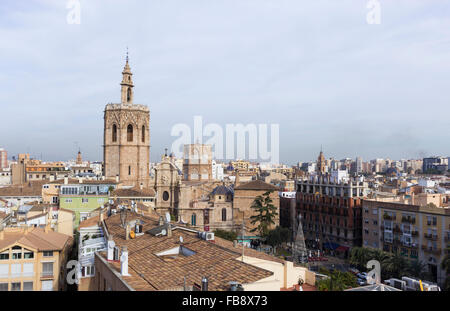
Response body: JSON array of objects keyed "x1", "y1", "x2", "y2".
[{"x1": 121, "y1": 49, "x2": 134, "y2": 104}]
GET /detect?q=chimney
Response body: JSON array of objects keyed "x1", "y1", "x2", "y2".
[
  {"x1": 233, "y1": 240, "x2": 238, "y2": 248},
  {"x1": 107, "y1": 238, "x2": 114, "y2": 261},
  {"x1": 166, "y1": 223, "x2": 172, "y2": 238},
  {"x1": 125, "y1": 224, "x2": 130, "y2": 240},
  {"x1": 116, "y1": 175, "x2": 119, "y2": 183},
  {"x1": 201, "y1": 277, "x2": 208, "y2": 291},
  {"x1": 64, "y1": 177, "x2": 68, "y2": 185},
  {"x1": 44, "y1": 223, "x2": 50, "y2": 233},
  {"x1": 120, "y1": 246, "x2": 129, "y2": 276},
  {"x1": 140, "y1": 183, "x2": 143, "y2": 190},
  {"x1": 79, "y1": 177, "x2": 83, "y2": 184},
  {"x1": 49, "y1": 175, "x2": 55, "y2": 182},
  {"x1": 235, "y1": 170, "x2": 240, "y2": 186},
  {"x1": 159, "y1": 216, "x2": 164, "y2": 226},
  {"x1": 99, "y1": 209, "x2": 104, "y2": 223}
]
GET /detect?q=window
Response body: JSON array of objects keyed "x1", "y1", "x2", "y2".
[
  {"x1": 128, "y1": 166, "x2": 131, "y2": 175},
  {"x1": 141, "y1": 126, "x2": 145, "y2": 143},
  {"x1": 112, "y1": 124, "x2": 117, "y2": 142},
  {"x1": 0, "y1": 283, "x2": 7, "y2": 291},
  {"x1": 127, "y1": 87, "x2": 131, "y2": 102},
  {"x1": 222, "y1": 208, "x2": 227, "y2": 221},
  {"x1": 163, "y1": 191, "x2": 169, "y2": 201},
  {"x1": 127, "y1": 124, "x2": 133, "y2": 142},
  {"x1": 11, "y1": 282, "x2": 21, "y2": 291},
  {"x1": 23, "y1": 249, "x2": 34, "y2": 259},
  {"x1": 0, "y1": 251, "x2": 9, "y2": 260},
  {"x1": 23, "y1": 263, "x2": 34, "y2": 277},
  {"x1": 41, "y1": 280, "x2": 53, "y2": 291},
  {"x1": 43, "y1": 251, "x2": 53, "y2": 257},
  {"x1": 65, "y1": 199, "x2": 72, "y2": 203},
  {"x1": 52, "y1": 197, "x2": 58, "y2": 204},
  {"x1": 42, "y1": 262, "x2": 53, "y2": 277},
  {"x1": 12, "y1": 246, "x2": 22, "y2": 259},
  {"x1": 191, "y1": 213, "x2": 197, "y2": 226},
  {"x1": 23, "y1": 282, "x2": 33, "y2": 291},
  {"x1": 82, "y1": 198, "x2": 89, "y2": 203}
]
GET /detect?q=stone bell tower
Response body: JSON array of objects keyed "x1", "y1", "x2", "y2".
[{"x1": 103, "y1": 52, "x2": 150, "y2": 188}]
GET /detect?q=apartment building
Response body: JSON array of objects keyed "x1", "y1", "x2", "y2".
[
  {"x1": 295, "y1": 174, "x2": 370, "y2": 258},
  {"x1": 0, "y1": 226, "x2": 73, "y2": 291},
  {"x1": 362, "y1": 197, "x2": 450, "y2": 285},
  {"x1": 58, "y1": 178, "x2": 117, "y2": 227}
]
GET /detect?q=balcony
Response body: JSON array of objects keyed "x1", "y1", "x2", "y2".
[
  {"x1": 383, "y1": 214, "x2": 396, "y2": 221},
  {"x1": 421, "y1": 245, "x2": 441, "y2": 255},
  {"x1": 41, "y1": 271, "x2": 54, "y2": 279},
  {"x1": 401, "y1": 217, "x2": 416, "y2": 224},
  {"x1": 424, "y1": 233, "x2": 438, "y2": 241}
]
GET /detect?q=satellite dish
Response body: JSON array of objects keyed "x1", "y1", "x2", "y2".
[
  {"x1": 108, "y1": 240, "x2": 115, "y2": 248},
  {"x1": 161, "y1": 229, "x2": 167, "y2": 236},
  {"x1": 165, "y1": 212, "x2": 171, "y2": 223},
  {"x1": 179, "y1": 236, "x2": 184, "y2": 244}
]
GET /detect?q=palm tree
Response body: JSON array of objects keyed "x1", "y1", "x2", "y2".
[
  {"x1": 384, "y1": 253, "x2": 408, "y2": 279},
  {"x1": 406, "y1": 259, "x2": 427, "y2": 279},
  {"x1": 249, "y1": 191, "x2": 278, "y2": 238}
]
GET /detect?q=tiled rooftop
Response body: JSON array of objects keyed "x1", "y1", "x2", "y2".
[{"x1": 101, "y1": 213, "x2": 276, "y2": 291}]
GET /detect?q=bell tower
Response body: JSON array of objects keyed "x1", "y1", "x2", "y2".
[{"x1": 103, "y1": 51, "x2": 150, "y2": 188}]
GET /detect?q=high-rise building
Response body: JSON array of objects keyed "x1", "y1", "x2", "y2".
[
  {"x1": 0, "y1": 148, "x2": 7, "y2": 169},
  {"x1": 103, "y1": 55, "x2": 150, "y2": 188}
]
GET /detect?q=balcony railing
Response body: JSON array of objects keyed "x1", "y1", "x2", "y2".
[
  {"x1": 41, "y1": 271, "x2": 54, "y2": 278},
  {"x1": 421, "y1": 245, "x2": 441, "y2": 255},
  {"x1": 401, "y1": 217, "x2": 416, "y2": 224},
  {"x1": 383, "y1": 214, "x2": 396, "y2": 221},
  {"x1": 424, "y1": 233, "x2": 438, "y2": 241}
]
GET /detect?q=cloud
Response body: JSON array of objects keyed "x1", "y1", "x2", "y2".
[{"x1": 0, "y1": 0, "x2": 449, "y2": 164}]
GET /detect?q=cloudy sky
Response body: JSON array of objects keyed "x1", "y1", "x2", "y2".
[{"x1": 0, "y1": 0, "x2": 449, "y2": 165}]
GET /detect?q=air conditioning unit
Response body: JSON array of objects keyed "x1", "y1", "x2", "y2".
[{"x1": 205, "y1": 232, "x2": 214, "y2": 241}]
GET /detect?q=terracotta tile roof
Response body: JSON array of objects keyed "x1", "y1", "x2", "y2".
[
  {"x1": 0, "y1": 227, "x2": 72, "y2": 252},
  {"x1": 111, "y1": 187, "x2": 156, "y2": 197},
  {"x1": 0, "y1": 181, "x2": 46, "y2": 197},
  {"x1": 47, "y1": 178, "x2": 117, "y2": 185},
  {"x1": 78, "y1": 216, "x2": 101, "y2": 229},
  {"x1": 101, "y1": 213, "x2": 274, "y2": 291},
  {"x1": 234, "y1": 180, "x2": 279, "y2": 191}
]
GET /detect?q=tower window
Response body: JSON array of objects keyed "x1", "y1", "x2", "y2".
[
  {"x1": 127, "y1": 87, "x2": 131, "y2": 102},
  {"x1": 163, "y1": 191, "x2": 169, "y2": 201},
  {"x1": 222, "y1": 208, "x2": 227, "y2": 221},
  {"x1": 128, "y1": 166, "x2": 131, "y2": 175},
  {"x1": 191, "y1": 213, "x2": 197, "y2": 226},
  {"x1": 112, "y1": 124, "x2": 117, "y2": 142},
  {"x1": 127, "y1": 124, "x2": 133, "y2": 142},
  {"x1": 142, "y1": 126, "x2": 145, "y2": 143}
]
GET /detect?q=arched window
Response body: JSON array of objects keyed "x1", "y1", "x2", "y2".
[
  {"x1": 222, "y1": 208, "x2": 227, "y2": 221},
  {"x1": 127, "y1": 87, "x2": 131, "y2": 102},
  {"x1": 127, "y1": 124, "x2": 133, "y2": 142},
  {"x1": 141, "y1": 126, "x2": 145, "y2": 143},
  {"x1": 112, "y1": 124, "x2": 117, "y2": 142},
  {"x1": 163, "y1": 191, "x2": 169, "y2": 201},
  {"x1": 191, "y1": 213, "x2": 197, "y2": 226}
]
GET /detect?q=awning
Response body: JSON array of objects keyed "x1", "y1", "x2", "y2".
[
  {"x1": 323, "y1": 242, "x2": 339, "y2": 250},
  {"x1": 336, "y1": 246, "x2": 350, "y2": 252}
]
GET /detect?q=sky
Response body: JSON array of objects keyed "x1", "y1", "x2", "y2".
[{"x1": 0, "y1": 0, "x2": 449, "y2": 165}]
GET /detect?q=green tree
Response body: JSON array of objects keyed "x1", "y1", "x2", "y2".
[
  {"x1": 384, "y1": 253, "x2": 408, "y2": 279},
  {"x1": 406, "y1": 260, "x2": 427, "y2": 279},
  {"x1": 265, "y1": 226, "x2": 290, "y2": 253},
  {"x1": 213, "y1": 229, "x2": 238, "y2": 242},
  {"x1": 249, "y1": 191, "x2": 278, "y2": 238},
  {"x1": 317, "y1": 268, "x2": 357, "y2": 291}
]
